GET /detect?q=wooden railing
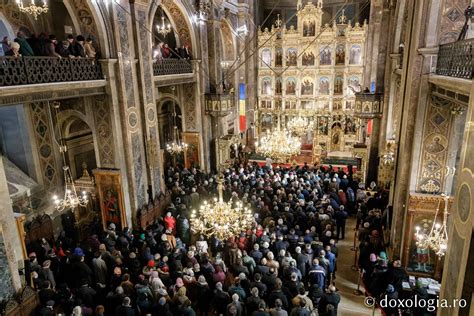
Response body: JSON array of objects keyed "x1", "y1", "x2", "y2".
[
  {"x1": 153, "y1": 58, "x2": 193, "y2": 76},
  {"x1": 138, "y1": 191, "x2": 172, "y2": 229},
  {"x1": 0, "y1": 56, "x2": 103, "y2": 86},
  {"x1": 436, "y1": 39, "x2": 473, "y2": 79}
]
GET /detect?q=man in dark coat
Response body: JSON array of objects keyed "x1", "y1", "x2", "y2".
[{"x1": 115, "y1": 297, "x2": 136, "y2": 316}]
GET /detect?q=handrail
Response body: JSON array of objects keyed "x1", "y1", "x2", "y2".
[
  {"x1": 153, "y1": 58, "x2": 193, "y2": 76},
  {"x1": 435, "y1": 39, "x2": 473, "y2": 79},
  {"x1": 0, "y1": 56, "x2": 103, "y2": 87}
]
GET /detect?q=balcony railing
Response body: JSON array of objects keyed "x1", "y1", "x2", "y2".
[
  {"x1": 153, "y1": 58, "x2": 193, "y2": 76},
  {"x1": 436, "y1": 39, "x2": 473, "y2": 79},
  {"x1": 0, "y1": 56, "x2": 103, "y2": 87}
]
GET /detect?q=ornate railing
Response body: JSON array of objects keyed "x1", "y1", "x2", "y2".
[
  {"x1": 0, "y1": 57, "x2": 103, "y2": 87},
  {"x1": 153, "y1": 58, "x2": 193, "y2": 76},
  {"x1": 436, "y1": 39, "x2": 473, "y2": 79}
]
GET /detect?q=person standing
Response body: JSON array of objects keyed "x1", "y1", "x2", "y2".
[
  {"x1": 335, "y1": 206, "x2": 348, "y2": 240},
  {"x1": 15, "y1": 31, "x2": 34, "y2": 56}
]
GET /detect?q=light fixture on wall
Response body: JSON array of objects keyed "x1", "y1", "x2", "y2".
[
  {"x1": 16, "y1": 0, "x2": 48, "y2": 20},
  {"x1": 50, "y1": 101, "x2": 89, "y2": 211},
  {"x1": 157, "y1": 7, "x2": 172, "y2": 37}
]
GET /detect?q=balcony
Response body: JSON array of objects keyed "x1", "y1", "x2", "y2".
[
  {"x1": 435, "y1": 39, "x2": 473, "y2": 79},
  {"x1": 152, "y1": 58, "x2": 193, "y2": 76},
  {"x1": 0, "y1": 56, "x2": 103, "y2": 86}
]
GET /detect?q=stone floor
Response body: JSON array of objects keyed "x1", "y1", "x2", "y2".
[{"x1": 336, "y1": 217, "x2": 382, "y2": 316}]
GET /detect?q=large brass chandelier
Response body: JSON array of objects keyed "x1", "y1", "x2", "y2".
[
  {"x1": 50, "y1": 102, "x2": 89, "y2": 211},
  {"x1": 190, "y1": 176, "x2": 253, "y2": 240},
  {"x1": 16, "y1": 0, "x2": 48, "y2": 20},
  {"x1": 287, "y1": 115, "x2": 314, "y2": 136},
  {"x1": 415, "y1": 194, "x2": 449, "y2": 257},
  {"x1": 415, "y1": 167, "x2": 454, "y2": 258},
  {"x1": 256, "y1": 116, "x2": 301, "y2": 162}
]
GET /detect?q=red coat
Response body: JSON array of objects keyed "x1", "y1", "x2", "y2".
[
  {"x1": 164, "y1": 215, "x2": 176, "y2": 232},
  {"x1": 338, "y1": 191, "x2": 347, "y2": 206}
]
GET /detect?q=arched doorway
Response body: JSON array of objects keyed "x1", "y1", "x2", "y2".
[
  {"x1": 0, "y1": 14, "x2": 14, "y2": 56},
  {"x1": 59, "y1": 115, "x2": 97, "y2": 180},
  {"x1": 158, "y1": 99, "x2": 184, "y2": 167}
]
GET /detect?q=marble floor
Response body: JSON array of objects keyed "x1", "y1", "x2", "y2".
[{"x1": 336, "y1": 217, "x2": 382, "y2": 316}]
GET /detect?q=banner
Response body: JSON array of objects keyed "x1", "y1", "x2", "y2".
[{"x1": 239, "y1": 83, "x2": 246, "y2": 132}]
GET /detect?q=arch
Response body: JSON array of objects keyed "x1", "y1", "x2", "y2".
[
  {"x1": 56, "y1": 110, "x2": 97, "y2": 179},
  {"x1": 220, "y1": 19, "x2": 237, "y2": 61},
  {"x1": 157, "y1": 97, "x2": 183, "y2": 150},
  {"x1": 149, "y1": 0, "x2": 198, "y2": 58},
  {"x1": 0, "y1": 13, "x2": 15, "y2": 39}
]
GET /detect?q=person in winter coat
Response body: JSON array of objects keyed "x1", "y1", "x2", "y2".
[{"x1": 164, "y1": 212, "x2": 177, "y2": 234}]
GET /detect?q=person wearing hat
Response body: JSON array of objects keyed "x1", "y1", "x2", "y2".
[
  {"x1": 70, "y1": 248, "x2": 92, "y2": 288},
  {"x1": 114, "y1": 296, "x2": 135, "y2": 316},
  {"x1": 196, "y1": 275, "x2": 211, "y2": 315},
  {"x1": 40, "y1": 259, "x2": 56, "y2": 289}
]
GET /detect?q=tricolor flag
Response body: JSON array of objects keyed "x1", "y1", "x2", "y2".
[{"x1": 239, "y1": 83, "x2": 246, "y2": 132}]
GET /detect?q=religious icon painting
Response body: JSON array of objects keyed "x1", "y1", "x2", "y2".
[
  {"x1": 286, "y1": 48, "x2": 298, "y2": 66},
  {"x1": 286, "y1": 77, "x2": 297, "y2": 95},
  {"x1": 261, "y1": 49, "x2": 272, "y2": 66},
  {"x1": 335, "y1": 44, "x2": 345, "y2": 65},
  {"x1": 349, "y1": 44, "x2": 362, "y2": 64},
  {"x1": 319, "y1": 77, "x2": 330, "y2": 95},
  {"x1": 182, "y1": 132, "x2": 201, "y2": 169},
  {"x1": 303, "y1": 19, "x2": 316, "y2": 37},
  {"x1": 302, "y1": 51, "x2": 315, "y2": 66},
  {"x1": 347, "y1": 75, "x2": 360, "y2": 95},
  {"x1": 93, "y1": 169, "x2": 127, "y2": 230},
  {"x1": 319, "y1": 46, "x2": 332, "y2": 65},
  {"x1": 275, "y1": 48, "x2": 283, "y2": 67},
  {"x1": 334, "y1": 74, "x2": 344, "y2": 95},
  {"x1": 261, "y1": 77, "x2": 272, "y2": 95},
  {"x1": 275, "y1": 77, "x2": 283, "y2": 95},
  {"x1": 301, "y1": 77, "x2": 314, "y2": 95}
]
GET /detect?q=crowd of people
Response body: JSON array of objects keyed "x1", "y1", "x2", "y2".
[
  {"x1": 23, "y1": 162, "x2": 396, "y2": 316},
  {"x1": 0, "y1": 31, "x2": 97, "y2": 59},
  {"x1": 153, "y1": 42, "x2": 191, "y2": 61}
]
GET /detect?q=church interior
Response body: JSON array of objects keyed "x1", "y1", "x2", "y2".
[{"x1": 0, "y1": 0, "x2": 473, "y2": 315}]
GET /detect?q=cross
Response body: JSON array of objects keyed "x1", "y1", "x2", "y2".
[
  {"x1": 275, "y1": 14, "x2": 282, "y2": 28},
  {"x1": 339, "y1": 9, "x2": 347, "y2": 24}
]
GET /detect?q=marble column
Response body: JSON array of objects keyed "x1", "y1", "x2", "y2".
[
  {"x1": 439, "y1": 81, "x2": 474, "y2": 316},
  {"x1": 389, "y1": 0, "x2": 431, "y2": 257},
  {"x1": 0, "y1": 156, "x2": 23, "y2": 295}
]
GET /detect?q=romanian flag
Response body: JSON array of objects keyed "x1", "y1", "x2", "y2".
[{"x1": 239, "y1": 83, "x2": 246, "y2": 132}]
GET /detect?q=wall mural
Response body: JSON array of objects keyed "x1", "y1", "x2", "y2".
[{"x1": 416, "y1": 94, "x2": 454, "y2": 194}]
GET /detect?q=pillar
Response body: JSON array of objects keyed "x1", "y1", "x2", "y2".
[
  {"x1": 0, "y1": 156, "x2": 23, "y2": 295},
  {"x1": 439, "y1": 81, "x2": 474, "y2": 316}
]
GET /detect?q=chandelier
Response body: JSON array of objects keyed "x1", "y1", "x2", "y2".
[
  {"x1": 381, "y1": 139, "x2": 396, "y2": 165},
  {"x1": 157, "y1": 8, "x2": 172, "y2": 37},
  {"x1": 53, "y1": 165, "x2": 89, "y2": 211},
  {"x1": 166, "y1": 138, "x2": 188, "y2": 155},
  {"x1": 256, "y1": 116, "x2": 301, "y2": 162},
  {"x1": 16, "y1": 0, "x2": 48, "y2": 20},
  {"x1": 415, "y1": 194, "x2": 449, "y2": 257},
  {"x1": 166, "y1": 86, "x2": 187, "y2": 156},
  {"x1": 190, "y1": 176, "x2": 253, "y2": 240},
  {"x1": 50, "y1": 102, "x2": 89, "y2": 211},
  {"x1": 287, "y1": 115, "x2": 314, "y2": 136}
]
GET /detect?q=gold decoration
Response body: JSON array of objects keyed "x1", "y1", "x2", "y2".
[{"x1": 16, "y1": 0, "x2": 48, "y2": 20}]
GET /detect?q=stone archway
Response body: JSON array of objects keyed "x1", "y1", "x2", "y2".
[
  {"x1": 57, "y1": 111, "x2": 97, "y2": 180},
  {"x1": 149, "y1": 0, "x2": 198, "y2": 56}
]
